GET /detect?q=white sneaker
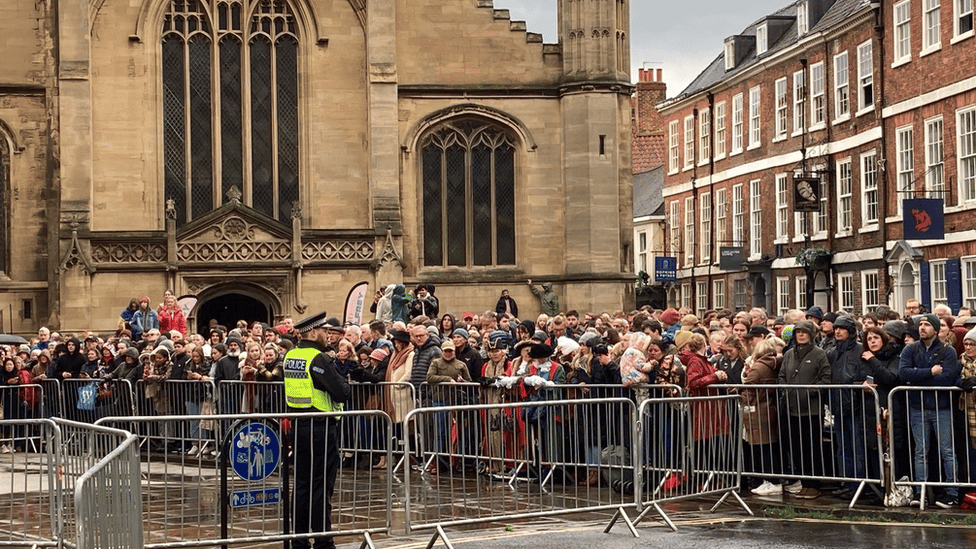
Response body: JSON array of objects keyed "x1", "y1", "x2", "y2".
[
  {"x1": 784, "y1": 480, "x2": 803, "y2": 494},
  {"x1": 187, "y1": 445, "x2": 199, "y2": 457},
  {"x1": 751, "y1": 481, "x2": 783, "y2": 496}
]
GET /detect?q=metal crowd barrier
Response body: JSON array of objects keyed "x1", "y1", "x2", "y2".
[
  {"x1": 888, "y1": 386, "x2": 975, "y2": 510},
  {"x1": 402, "y1": 397, "x2": 639, "y2": 546},
  {"x1": 70, "y1": 420, "x2": 143, "y2": 549},
  {"x1": 62, "y1": 378, "x2": 136, "y2": 426},
  {"x1": 0, "y1": 417, "x2": 142, "y2": 549},
  {"x1": 716, "y1": 384, "x2": 886, "y2": 509},
  {"x1": 97, "y1": 410, "x2": 393, "y2": 549},
  {"x1": 607, "y1": 392, "x2": 751, "y2": 533}
]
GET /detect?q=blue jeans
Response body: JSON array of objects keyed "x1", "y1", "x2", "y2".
[
  {"x1": 833, "y1": 410, "x2": 867, "y2": 490},
  {"x1": 909, "y1": 406, "x2": 957, "y2": 499},
  {"x1": 433, "y1": 401, "x2": 450, "y2": 455},
  {"x1": 185, "y1": 401, "x2": 202, "y2": 441}
]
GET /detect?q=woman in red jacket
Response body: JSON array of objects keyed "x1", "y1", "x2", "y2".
[
  {"x1": 677, "y1": 330, "x2": 731, "y2": 491},
  {"x1": 158, "y1": 292, "x2": 187, "y2": 338}
]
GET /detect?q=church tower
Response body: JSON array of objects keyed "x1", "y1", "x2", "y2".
[{"x1": 558, "y1": 0, "x2": 633, "y2": 306}]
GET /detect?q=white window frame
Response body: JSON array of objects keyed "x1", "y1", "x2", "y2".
[
  {"x1": 684, "y1": 196, "x2": 695, "y2": 267},
  {"x1": 896, "y1": 125, "x2": 914, "y2": 192},
  {"x1": 796, "y1": 277, "x2": 808, "y2": 310},
  {"x1": 862, "y1": 271, "x2": 880, "y2": 313},
  {"x1": 732, "y1": 93, "x2": 744, "y2": 154},
  {"x1": 749, "y1": 86, "x2": 761, "y2": 149},
  {"x1": 681, "y1": 283, "x2": 692, "y2": 309},
  {"x1": 700, "y1": 192, "x2": 712, "y2": 263},
  {"x1": 714, "y1": 102, "x2": 727, "y2": 159},
  {"x1": 668, "y1": 120, "x2": 680, "y2": 173},
  {"x1": 683, "y1": 115, "x2": 695, "y2": 170},
  {"x1": 925, "y1": 116, "x2": 945, "y2": 198},
  {"x1": 699, "y1": 108, "x2": 711, "y2": 164},
  {"x1": 963, "y1": 257, "x2": 976, "y2": 310},
  {"x1": 716, "y1": 188, "x2": 728, "y2": 255},
  {"x1": 893, "y1": 0, "x2": 912, "y2": 66},
  {"x1": 837, "y1": 158, "x2": 853, "y2": 234},
  {"x1": 637, "y1": 231, "x2": 647, "y2": 274},
  {"x1": 749, "y1": 179, "x2": 762, "y2": 259},
  {"x1": 857, "y1": 41, "x2": 874, "y2": 114},
  {"x1": 797, "y1": 2, "x2": 809, "y2": 36},
  {"x1": 777, "y1": 276, "x2": 791, "y2": 316},
  {"x1": 775, "y1": 77, "x2": 788, "y2": 139},
  {"x1": 696, "y1": 281, "x2": 708, "y2": 317},
  {"x1": 923, "y1": 0, "x2": 942, "y2": 53},
  {"x1": 814, "y1": 170, "x2": 828, "y2": 235},
  {"x1": 793, "y1": 70, "x2": 806, "y2": 136},
  {"x1": 931, "y1": 261, "x2": 948, "y2": 308},
  {"x1": 833, "y1": 52, "x2": 850, "y2": 121},
  {"x1": 724, "y1": 40, "x2": 736, "y2": 71},
  {"x1": 669, "y1": 200, "x2": 681, "y2": 256},
  {"x1": 757, "y1": 23, "x2": 768, "y2": 55},
  {"x1": 732, "y1": 184, "x2": 744, "y2": 246},
  {"x1": 861, "y1": 150, "x2": 879, "y2": 228},
  {"x1": 713, "y1": 279, "x2": 726, "y2": 310},
  {"x1": 953, "y1": 0, "x2": 974, "y2": 42},
  {"x1": 959, "y1": 105, "x2": 976, "y2": 203},
  {"x1": 810, "y1": 61, "x2": 826, "y2": 128},
  {"x1": 839, "y1": 272, "x2": 855, "y2": 312},
  {"x1": 775, "y1": 173, "x2": 789, "y2": 242}
]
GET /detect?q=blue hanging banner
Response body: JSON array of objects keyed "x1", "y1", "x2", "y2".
[
  {"x1": 655, "y1": 257, "x2": 677, "y2": 282},
  {"x1": 903, "y1": 199, "x2": 944, "y2": 240}
]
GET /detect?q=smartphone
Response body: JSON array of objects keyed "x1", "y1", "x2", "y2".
[{"x1": 865, "y1": 375, "x2": 874, "y2": 384}]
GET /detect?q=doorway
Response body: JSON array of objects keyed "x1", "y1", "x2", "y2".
[{"x1": 195, "y1": 293, "x2": 271, "y2": 336}]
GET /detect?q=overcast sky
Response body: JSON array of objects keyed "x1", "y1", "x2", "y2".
[{"x1": 503, "y1": 0, "x2": 791, "y2": 97}]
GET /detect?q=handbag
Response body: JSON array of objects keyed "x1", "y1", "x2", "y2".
[
  {"x1": 77, "y1": 382, "x2": 99, "y2": 411},
  {"x1": 199, "y1": 396, "x2": 215, "y2": 431},
  {"x1": 98, "y1": 382, "x2": 114, "y2": 401}
]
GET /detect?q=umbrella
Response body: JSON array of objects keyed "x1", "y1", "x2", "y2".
[{"x1": 0, "y1": 334, "x2": 28, "y2": 345}]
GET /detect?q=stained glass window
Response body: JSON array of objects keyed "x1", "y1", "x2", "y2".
[
  {"x1": 162, "y1": 0, "x2": 299, "y2": 224},
  {"x1": 421, "y1": 120, "x2": 517, "y2": 267}
]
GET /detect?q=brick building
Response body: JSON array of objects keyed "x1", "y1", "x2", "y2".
[
  {"x1": 658, "y1": 0, "x2": 976, "y2": 317},
  {"x1": 0, "y1": 0, "x2": 635, "y2": 334},
  {"x1": 632, "y1": 68, "x2": 667, "y2": 308}
]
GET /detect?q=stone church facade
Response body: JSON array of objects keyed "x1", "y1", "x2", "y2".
[{"x1": 0, "y1": 0, "x2": 633, "y2": 335}]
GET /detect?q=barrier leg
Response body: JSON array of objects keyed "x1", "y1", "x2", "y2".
[
  {"x1": 359, "y1": 531, "x2": 378, "y2": 549},
  {"x1": 603, "y1": 506, "x2": 640, "y2": 538},
  {"x1": 710, "y1": 490, "x2": 753, "y2": 516},
  {"x1": 424, "y1": 524, "x2": 456, "y2": 549}
]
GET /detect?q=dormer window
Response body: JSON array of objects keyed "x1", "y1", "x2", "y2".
[
  {"x1": 757, "y1": 23, "x2": 769, "y2": 54},
  {"x1": 797, "y1": 2, "x2": 809, "y2": 35},
  {"x1": 724, "y1": 40, "x2": 736, "y2": 70}
]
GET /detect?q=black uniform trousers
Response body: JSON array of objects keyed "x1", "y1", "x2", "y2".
[{"x1": 292, "y1": 414, "x2": 339, "y2": 549}]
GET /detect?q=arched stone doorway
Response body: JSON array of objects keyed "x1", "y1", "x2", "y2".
[{"x1": 192, "y1": 285, "x2": 278, "y2": 336}]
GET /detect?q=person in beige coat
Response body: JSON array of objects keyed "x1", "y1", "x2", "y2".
[{"x1": 742, "y1": 337, "x2": 781, "y2": 495}]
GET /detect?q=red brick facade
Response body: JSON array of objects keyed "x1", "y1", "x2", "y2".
[
  {"x1": 657, "y1": 0, "x2": 976, "y2": 317},
  {"x1": 632, "y1": 68, "x2": 667, "y2": 174}
]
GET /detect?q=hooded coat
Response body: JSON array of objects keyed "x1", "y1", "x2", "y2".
[
  {"x1": 375, "y1": 284, "x2": 395, "y2": 323},
  {"x1": 390, "y1": 285, "x2": 411, "y2": 324}
]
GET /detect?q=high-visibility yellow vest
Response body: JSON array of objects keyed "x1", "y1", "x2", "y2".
[{"x1": 282, "y1": 346, "x2": 341, "y2": 412}]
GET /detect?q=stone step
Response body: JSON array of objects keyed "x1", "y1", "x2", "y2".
[{"x1": 492, "y1": 9, "x2": 510, "y2": 20}]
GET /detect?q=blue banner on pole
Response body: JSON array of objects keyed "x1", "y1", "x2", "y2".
[
  {"x1": 903, "y1": 199, "x2": 944, "y2": 240},
  {"x1": 655, "y1": 257, "x2": 677, "y2": 282}
]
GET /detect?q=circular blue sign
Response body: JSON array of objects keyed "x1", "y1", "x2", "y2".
[{"x1": 231, "y1": 422, "x2": 281, "y2": 482}]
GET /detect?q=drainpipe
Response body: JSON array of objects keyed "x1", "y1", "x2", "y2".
[{"x1": 871, "y1": 1, "x2": 892, "y2": 306}]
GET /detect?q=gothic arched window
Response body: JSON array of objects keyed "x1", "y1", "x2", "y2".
[
  {"x1": 421, "y1": 120, "x2": 516, "y2": 267},
  {"x1": 162, "y1": 0, "x2": 299, "y2": 225}
]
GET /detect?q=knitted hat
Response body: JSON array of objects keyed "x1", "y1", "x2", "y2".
[
  {"x1": 918, "y1": 313, "x2": 940, "y2": 331},
  {"x1": 369, "y1": 348, "x2": 390, "y2": 362},
  {"x1": 674, "y1": 330, "x2": 694, "y2": 350},
  {"x1": 966, "y1": 327, "x2": 976, "y2": 343},
  {"x1": 578, "y1": 331, "x2": 602, "y2": 348},
  {"x1": 661, "y1": 308, "x2": 681, "y2": 327},
  {"x1": 805, "y1": 306, "x2": 824, "y2": 321},
  {"x1": 486, "y1": 330, "x2": 510, "y2": 350},
  {"x1": 452, "y1": 328, "x2": 470, "y2": 339}
]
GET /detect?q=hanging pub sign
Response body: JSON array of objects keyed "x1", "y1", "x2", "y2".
[
  {"x1": 654, "y1": 257, "x2": 677, "y2": 282},
  {"x1": 719, "y1": 247, "x2": 744, "y2": 271},
  {"x1": 793, "y1": 176, "x2": 821, "y2": 212},
  {"x1": 903, "y1": 198, "x2": 944, "y2": 240}
]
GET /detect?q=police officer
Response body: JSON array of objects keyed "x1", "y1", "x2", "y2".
[{"x1": 284, "y1": 311, "x2": 350, "y2": 549}]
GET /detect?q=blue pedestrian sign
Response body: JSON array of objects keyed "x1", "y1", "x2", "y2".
[
  {"x1": 230, "y1": 488, "x2": 281, "y2": 508},
  {"x1": 231, "y1": 422, "x2": 281, "y2": 482}
]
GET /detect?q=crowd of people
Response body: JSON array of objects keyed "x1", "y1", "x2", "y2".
[{"x1": 2, "y1": 286, "x2": 976, "y2": 509}]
